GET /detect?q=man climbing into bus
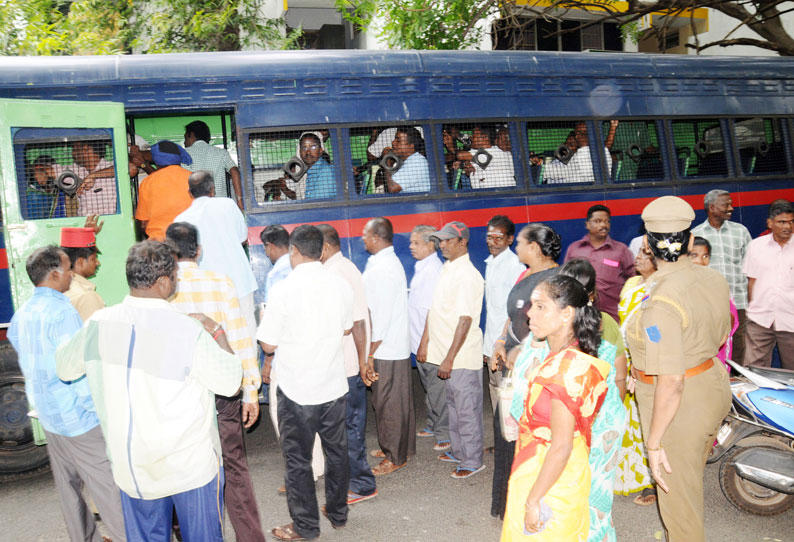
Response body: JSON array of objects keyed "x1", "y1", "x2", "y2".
[{"x1": 183, "y1": 120, "x2": 244, "y2": 209}]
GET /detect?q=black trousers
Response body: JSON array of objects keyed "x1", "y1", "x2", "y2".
[
  {"x1": 276, "y1": 387, "x2": 349, "y2": 538},
  {"x1": 491, "y1": 404, "x2": 516, "y2": 519}
]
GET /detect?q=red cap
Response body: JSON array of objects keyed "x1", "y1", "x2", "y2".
[{"x1": 60, "y1": 227, "x2": 96, "y2": 248}]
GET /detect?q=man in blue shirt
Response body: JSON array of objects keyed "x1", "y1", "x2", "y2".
[
  {"x1": 386, "y1": 126, "x2": 431, "y2": 193},
  {"x1": 8, "y1": 246, "x2": 125, "y2": 542},
  {"x1": 300, "y1": 133, "x2": 336, "y2": 199}
]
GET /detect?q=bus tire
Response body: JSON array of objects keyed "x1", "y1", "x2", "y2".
[{"x1": 0, "y1": 343, "x2": 50, "y2": 477}]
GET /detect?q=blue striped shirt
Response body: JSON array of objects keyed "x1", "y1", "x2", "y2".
[{"x1": 8, "y1": 287, "x2": 98, "y2": 437}]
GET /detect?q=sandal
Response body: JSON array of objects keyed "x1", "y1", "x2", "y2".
[
  {"x1": 633, "y1": 487, "x2": 657, "y2": 506},
  {"x1": 433, "y1": 440, "x2": 451, "y2": 451},
  {"x1": 417, "y1": 428, "x2": 434, "y2": 437},
  {"x1": 370, "y1": 449, "x2": 385, "y2": 458},
  {"x1": 321, "y1": 505, "x2": 346, "y2": 530},
  {"x1": 271, "y1": 523, "x2": 310, "y2": 541},
  {"x1": 451, "y1": 465, "x2": 486, "y2": 479},
  {"x1": 372, "y1": 458, "x2": 406, "y2": 476},
  {"x1": 437, "y1": 451, "x2": 460, "y2": 463}
]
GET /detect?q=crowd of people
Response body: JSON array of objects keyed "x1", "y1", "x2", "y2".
[{"x1": 8, "y1": 171, "x2": 794, "y2": 541}]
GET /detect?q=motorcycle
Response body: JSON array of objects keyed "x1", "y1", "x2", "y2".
[{"x1": 708, "y1": 360, "x2": 794, "y2": 516}]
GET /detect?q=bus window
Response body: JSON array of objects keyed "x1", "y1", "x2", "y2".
[
  {"x1": 13, "y1": 128, "x2": 118, "y2": 219},
  {"x1": 526, "y1": 121, "x2": 608, "y2": 185},
  {"x1": 671, "y1": 119, "x2": 728, "y2": 178},
  {"x1": 733, "y1": 118, "x2": 788, "y2": 176},
  {"x1": 349, "y1": 125, "x2": 431, "y2": 195},
  {"x1": 442, "y1": 122, "x2": 515, "y2": 191},
  {"x1": 601, "y1": 120, "x2": 664, "y2": 181},
  {"x1": 248, "y1": 129, "x2": 338, "y2": 204}
]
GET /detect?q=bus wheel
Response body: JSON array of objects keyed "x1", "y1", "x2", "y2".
[{"x1": 0, "y1": 343, "x2": 49, "y2": 479}]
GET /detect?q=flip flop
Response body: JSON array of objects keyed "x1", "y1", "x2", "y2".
[
  {"x1": 433, "y1": 440, "x2": 451, "y2": 451},
  {"x1": 370, "y1": 449, "x2": 385, "y2": 458},
  {"x1": 372, "y1": 458, "x2": 406, "y2": 476},
  {"x1": 417, "y1": 428, "x2": 434, "y2": 437},
  {"x1": 348, "y1": 489, "x2": 378, "y2": 505},
  {"x1": 451, "y1": 464, "x2": 486, "y2": 479},
  {"x1": 271, "y1": 523, "x2": 309, "y2": 541},
  {"x1": 437, "y1": 451, "x2": 459, "y2": 463}
]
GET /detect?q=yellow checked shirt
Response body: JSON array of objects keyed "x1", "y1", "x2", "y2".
[
  {"x1": 170, "y1": 261, "x2": 260, "y2": 403},
  {"x1": 626, "y1": 259, "x2": 730, "y2": 376},
  {"x1": 65, "y1": 273, "x2": 105, "y2": 322}
]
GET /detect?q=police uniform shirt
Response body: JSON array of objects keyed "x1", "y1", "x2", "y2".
[{"x1": 626, "y1": 259, "x2": 730, "y2": 375}]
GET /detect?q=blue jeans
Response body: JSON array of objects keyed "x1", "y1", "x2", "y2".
[{"x1": 347, "y1": 374, "x2": 376, "y2": 496}]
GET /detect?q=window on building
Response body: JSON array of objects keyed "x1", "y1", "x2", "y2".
[
  {"x1": 248, "y1": 129, "x2": 338, "y2": 204},
  {"x1": 493, "y1": 17, "x2": 623, "y2": 51},
  {"x1": 671, "y1": 119, "x2": 728, "y2": 178},
  {"x1": 13, "y1": 128, "x2": 118, "y2": 219},
  {"x1": 734, "y1": 118, "x2": 788, "y2": 176},
  {"x1": 440, "y1": 123, "x2": 516, "y2": 191}
]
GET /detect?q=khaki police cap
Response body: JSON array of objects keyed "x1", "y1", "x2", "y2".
[{"x1": 641, "y1": 196, "x2": 695, "y2": 233}]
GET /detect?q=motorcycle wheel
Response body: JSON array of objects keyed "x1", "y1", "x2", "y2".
[{"x1": 719, "y1": 444, "x2": 794, "y2": 516}]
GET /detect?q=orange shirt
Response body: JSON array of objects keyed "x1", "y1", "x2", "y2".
[{"x1": 134, "y1": 165, "x2": 193, "y2": 241}]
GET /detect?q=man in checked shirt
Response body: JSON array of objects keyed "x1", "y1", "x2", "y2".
[{"x1": 166, "y1": 221, "x2": 266, "y2": 542}]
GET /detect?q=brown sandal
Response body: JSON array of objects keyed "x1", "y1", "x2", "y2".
[
  {"x1": 371, "y1": 458, "x2": 406, "y2": 476},
  {"x1": 633, "y1": 488, "x2": 657, "y2": 506},
  {"x1": 321, "y1": 504, "x2": 346, "y2": 529},
  {"x1": 271, "y1": 523, "x2": 309, "y2": 541},
  {"x1": 369, "y1": 449, "x2": 385, "y2": 458}
]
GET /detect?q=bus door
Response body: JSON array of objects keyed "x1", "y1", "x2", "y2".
[{"x1": 0, "y1": 98, "x2": 135, "y2": 476}]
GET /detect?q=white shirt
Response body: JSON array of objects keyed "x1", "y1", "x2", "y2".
[
  {"x1": 363, "y1": 246, "x2": 411, "y2": 360},
  {"x1": 392, "y1": 152, "x2": 431, "y2": 193},
  {"x1": 483, "y1": 249, "x2": 526, "y2": 356},
  {"x1": 174, "y1": 196, "x2": 258, "y2": 298},
  {"x1": 324, "y1": 251, "x2": 371, "y2": 377},
  {"x1": 257, "y1": 262, "x2": 352, "y2": 405},
  {"x1": 543, "y1": 145, "x2": 612, "y2": 184},
  {"x1": 265, "y1": 253, "x2": 292, "y2": 302},
  {"x1": 469, "y1": 146, "x2": 515, "y2": 189},
  {"x1": 408, "y1": 253, "x2": 443, "y2": 354}
]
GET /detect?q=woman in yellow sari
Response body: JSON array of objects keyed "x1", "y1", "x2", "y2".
[{"x1": 502, "y1": 275, "x2": 610, "y2": 541}]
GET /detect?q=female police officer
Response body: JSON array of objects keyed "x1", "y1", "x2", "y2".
[{"x1": 626, "y1": 196, "x2": 732, "y2": 542}]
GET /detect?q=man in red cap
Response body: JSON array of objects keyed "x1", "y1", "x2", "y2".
[{"x1": 61, "y1": 224, "x2": 104, "y2": 321}]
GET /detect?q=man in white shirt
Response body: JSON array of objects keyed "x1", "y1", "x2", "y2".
[
  {"x1": 457, "y1": 125, "x2": 515, "y2": 189},
  {"x1": 318, "y1": 224, "x2": 379, "y2": 505},
  {"x1": 543, "y1": 122, "x2": 612, "y2": 184},
  {"x1": 260, "y1": 224, "x2": 325, "y2": 490},
  {"x1": 258, "y1": 225, "x2": 353, "y2": 540},
  {"x1": 408, "y1": 225, "x2": 448, "y2": 451},
  {"x1": 174, "y1": 171, "x2": 259, "y2": 348},
  {"x1": 362, "y1": 217, "x2": 415, "y2": 476},
  {"x1": 483, "y1": 215, "x2": 526, "y2": 415},
  {"x1": 418, "y1": 222, "x2": 485, "y2": 479}
]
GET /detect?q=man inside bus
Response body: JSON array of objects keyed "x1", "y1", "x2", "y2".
[
  {"x1": 72, "y1": 139, "x2": 118, "y2": 216},
  {"x1": 183, "y1": 120, "x2": 244, "y2": 209},
  {"x1": 384, "y1": 126, "x2": 431, "y2": 193},
  {"x1": 456, "y1": 124, "x2": 515, "y2": 189},
  {"x1": 542, "y1": 121, "x2": 617, "y2": 184},
  {"x1": 263, "y1": 132, "x2": 335, "y2": 201}
]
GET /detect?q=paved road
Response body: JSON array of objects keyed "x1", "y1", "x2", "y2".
[{"x1": 1, "y1": 372, "x2": 791, "y2": 542}]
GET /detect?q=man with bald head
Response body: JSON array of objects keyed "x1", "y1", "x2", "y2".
[{"x1": 362, "y1": 217, "x2": 415, "y2": 476}]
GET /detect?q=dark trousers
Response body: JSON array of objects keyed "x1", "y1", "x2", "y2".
[
  {"x1": 216, "y1": 394, "x2": 266, "y2": 542},
  {"x1": 277, "y1": 388, "x2": 349, "y2": 538},
  {"x1": 735, "y1": 309, "x2": 748, "y2": 366},
  {"x1": 371, "y1": 358, "x2": 416, "y2": 465},
  {"x1": 346, "y1": 375, "x2": 377, "y2": 496},
  {"x1": 744, "y1": 318, "x2": 794, "y2": 369},
  {"x1": 490, "y1": 403, "x2": 516, "y2": 519}
]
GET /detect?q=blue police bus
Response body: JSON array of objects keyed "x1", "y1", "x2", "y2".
[{"x1": 0, "y1": 50, "x2": 792, "y2": 476}]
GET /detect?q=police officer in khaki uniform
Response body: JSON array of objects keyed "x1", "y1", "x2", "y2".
[{"x1": 626, "y1": 196, "x2": 732, "y2": 542}]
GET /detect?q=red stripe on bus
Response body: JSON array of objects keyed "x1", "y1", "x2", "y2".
[
  {"x1": 0, "y1": 248, "x2": 7, "y2": 269},
  {"x1": 247, "y1": 187, "x2": 794, "y2": 245}
]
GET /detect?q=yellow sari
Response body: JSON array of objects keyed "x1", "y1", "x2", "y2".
[{"x1": 502, "y1": 348, "x2": 610, "y2": 542}]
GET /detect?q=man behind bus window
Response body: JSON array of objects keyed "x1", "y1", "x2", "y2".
[
  {"x1": 72, "y1": 140, "x2": 118, "y2": 216},
  {"x1": 183, "y1": 120, "x2": 243, "y2": 208},
  {"x1": 543, "y1": 121, "x2": 615, "y2": 184},
  {"x1": 385, "y1": 127, "x2": 431, "y2": 193},
  {"x1": 457, "y1": 124, "x2": 515, "y2": 189}
]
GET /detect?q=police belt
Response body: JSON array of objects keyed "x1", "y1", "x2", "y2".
[{"x1": 632, "y1": 357, "x2": 715, "y2": 385}]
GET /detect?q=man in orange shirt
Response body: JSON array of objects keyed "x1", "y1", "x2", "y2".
[{"x1": 135, "y1": 141, "x2": 194, "y2": 240}]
